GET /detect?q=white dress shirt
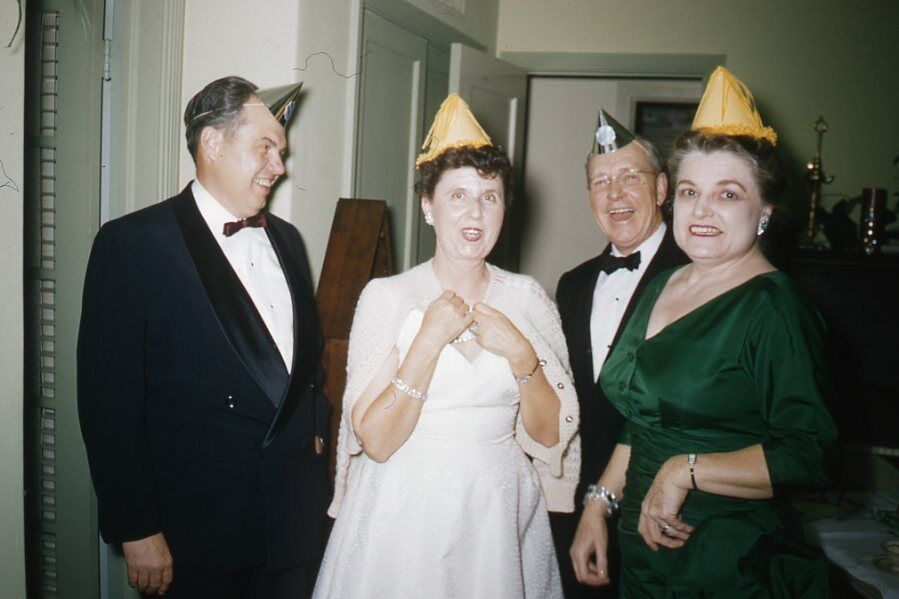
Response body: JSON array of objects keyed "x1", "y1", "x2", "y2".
[
  {"x1": 193, "y1": 180, "x2": 294, "y2": 373},
  {"x1": 590, "y1": 223, "x2": 667, "y2": 381}
]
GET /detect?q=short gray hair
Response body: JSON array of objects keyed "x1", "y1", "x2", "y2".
[
  {"x1": 583, "y1": 137, "x2": 663, "y2": 188},
  {"x1": 631, "y1": 138, "x2": 662, "y2": 174}
]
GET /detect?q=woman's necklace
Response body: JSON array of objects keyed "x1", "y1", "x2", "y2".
[
  {"x1": 435, "y1": 262, "x2": 489, "y2": 344},
  {"x1": 450, "y1": 327, "x2": 476, "y2": 344},
  {"x1": 450, "y1": 307, "x2": 478, "y2": 344}
]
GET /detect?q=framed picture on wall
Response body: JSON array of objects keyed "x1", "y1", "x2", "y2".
[
  {"x1": 634, "y1": 101, "x2": 698, "y2": 159},
  {"x1": 613, "y1": 79, "x2": 703, "y2": 162}
]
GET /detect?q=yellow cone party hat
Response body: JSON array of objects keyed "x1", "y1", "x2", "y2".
[
  {"x1": 416, "y1": 93, "x2": 493, "y2": 167},
  {"x1": 692, "y1": 67, "x2": 777, "y2": 145}
]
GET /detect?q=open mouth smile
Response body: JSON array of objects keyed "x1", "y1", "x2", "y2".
[
  {"x1": 461, "y1": 227, "x2": 483, "y2": 241},
  {"x1": 689, "y1": 225, "x2": 722, "y2": 236},
  {"x1": 608, "y1": 207, "x2": 635, "y2": 222}
]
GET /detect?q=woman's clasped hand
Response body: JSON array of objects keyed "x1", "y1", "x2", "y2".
[{"x1": 637, "y1": 455, "x2": 695, "y2": 550}]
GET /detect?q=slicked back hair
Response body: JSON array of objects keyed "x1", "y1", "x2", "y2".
[{"x1": 184, "y1": 76, "x2": 259, "y2": 161}]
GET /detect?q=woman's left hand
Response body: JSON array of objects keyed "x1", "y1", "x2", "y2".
[
  {"x1": 638, "y1": 455, "x2": 695, "y2": 551},
  {"x1": 471, "y1": 302, "x2": 535, "y2": 373}
]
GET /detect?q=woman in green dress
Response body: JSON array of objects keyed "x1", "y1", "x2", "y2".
[{"x1": 569, "y1": 69, "x2": 838, "y2": 598}]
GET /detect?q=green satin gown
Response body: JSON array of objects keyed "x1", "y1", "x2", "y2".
[{"x1": 601, "y1": 268, "x2": 838, "y2": 598}]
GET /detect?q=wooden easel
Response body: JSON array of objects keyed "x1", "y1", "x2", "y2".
[{"x1": 316, "y1": 199, "x2": 393, "y2": 479}]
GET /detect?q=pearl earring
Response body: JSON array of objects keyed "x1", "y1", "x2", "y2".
[
  {"x1": 425, "y1": 212, "x2": 434, "y2": 226},
  {"x1": 757, "y1": 216, "x2": 769, "y2": 236}
]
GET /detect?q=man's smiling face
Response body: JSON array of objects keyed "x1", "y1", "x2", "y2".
[
  {"x1": 586, "y1": 141, "x2": 667, "y2": 255},
  {"x1": 203, "y1": 97, "x2": 287, "y2": 218}
]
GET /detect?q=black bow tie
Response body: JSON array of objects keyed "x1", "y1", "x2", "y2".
[
  {"x1": 599, "y1": 251, "x2": 641, "y2": 274},
  {"x1": 222, "y1": 211, "x2": 267, "y2": 237}
]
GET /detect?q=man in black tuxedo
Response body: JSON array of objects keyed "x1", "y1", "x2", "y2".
[
  {"x1": 78, "y1": 76, "x2": 330, "y2": 598},
  {"x1": 552, "y1": 110, "x2": 687, "y2": 597}
]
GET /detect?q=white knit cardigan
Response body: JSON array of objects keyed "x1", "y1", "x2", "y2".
[{"x1": 328, "y1": 260, "x2": 581, "y2": 517}]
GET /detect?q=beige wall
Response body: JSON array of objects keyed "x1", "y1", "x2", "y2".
[
  {"x1": 405, "y1": 0, "x2": 499, "y2": 53},
  {"x1": 179, "y1": 0, "x2": 361, "y2": 285},
  {"x1": 178, "y1": 0, "x2": 302, "y2": 217},
  {"x1": 291, "y1": 1, "x2": 361, "y2": 285},
  {"x1": 521, "y1": 78, "x2": 615, "y2": 294},
  {"x1": 521, "y1": 77, "x2": 703, "y2": 293},
  {"x1": 178, "y1": 0, "x2": 498, "y2": 284},
  {"x1": 498, "y1": 0, "x2": 899, "y2": 213},
  {"x1": 0, "y1": 1, "x2": 27, "y2": 595}
]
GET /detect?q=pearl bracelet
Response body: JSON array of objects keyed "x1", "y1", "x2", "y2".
[
  {"x1": 391, "y1": 376, "x2": 427, "y2": 402},
  {"x1": 583, "y1": 484, "x2": 620, "y2": 517}
]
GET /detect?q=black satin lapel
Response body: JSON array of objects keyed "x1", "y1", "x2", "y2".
[
  {"x1": 173, "y1": 194, "x2": 289, "y2": 409},
  {"x1": 260, "y1": 222, "x2": 317, "y2": 451}
]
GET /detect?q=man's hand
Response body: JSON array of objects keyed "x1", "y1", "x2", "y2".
[
  {"x1": 570, "y1": 500, "x2": 611, "y2": 587},
  {"x1": 122, "y1": 532, "x2": 173, "y2": 596}
]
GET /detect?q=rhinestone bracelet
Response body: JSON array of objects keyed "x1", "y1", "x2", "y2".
[
  {"x1": 583, "y1": 484, "x2": 620, "y2": 517},
  {"x1": 687, "y1": 453, "x2": 698, "y2": 490},
  {"x1": 514, "y1": 358, "x2": 546, "y2": 385},
  {"x1": 391, "y1": 376, "x2": 427, "y2": 402}
]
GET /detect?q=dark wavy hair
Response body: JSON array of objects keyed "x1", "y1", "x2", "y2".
[
  {"x1": 415, "y1": 145, "x2": 514, "y2": 207},
  {"x1": 667, "y1": 130, "x2": 785, "y2": 209},
  {"x1": 184, "y1": 76, "x2": 259, "y2": 161}
]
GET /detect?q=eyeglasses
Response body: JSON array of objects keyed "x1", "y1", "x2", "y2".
[{"x1": 590, "y1": 169, "x2": 655, "y2": 193}]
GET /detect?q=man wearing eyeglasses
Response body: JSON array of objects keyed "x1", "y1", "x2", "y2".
[{"x1": 551, "y1": 109, "x2": 687, "y2": 597}]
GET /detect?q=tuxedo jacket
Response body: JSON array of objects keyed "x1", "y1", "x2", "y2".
[
  {"x1": 77, "y1": 184, "x2": 331, "y2": 571},
  {"x1": 556, "y1": 227, "x2": 687, "y2": 497}
]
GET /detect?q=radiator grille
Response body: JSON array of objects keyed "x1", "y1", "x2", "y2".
[{"x1": 28, "y1": 12, "x2": 61, "y2": 599}]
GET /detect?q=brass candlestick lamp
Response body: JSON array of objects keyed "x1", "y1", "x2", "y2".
[{"x1": 803, "y1": 116, "x2": 835, "y2": 247}]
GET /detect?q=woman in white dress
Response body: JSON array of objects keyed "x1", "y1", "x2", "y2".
[{"x1": 313, "y1": 94, "x2": 580, "y2": 599}]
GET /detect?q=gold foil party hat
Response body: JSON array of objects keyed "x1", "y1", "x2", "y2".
[
  {"x1": 416, "y1": 93, "x2": 492, "y2": 167},
  {"x1": 692, "y1": 67, "x2": 777, "y2": 145}
]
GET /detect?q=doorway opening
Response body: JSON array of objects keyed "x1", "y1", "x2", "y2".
[{"x1": 519, "y1": 76, "x2": 702, "y2": 295}]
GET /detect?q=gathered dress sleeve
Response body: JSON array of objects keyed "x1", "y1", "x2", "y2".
[{"x1": 743, "y1": 285, "x2": 838, "y2": 493}]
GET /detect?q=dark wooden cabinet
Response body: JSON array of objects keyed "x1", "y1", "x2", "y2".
[
  {"x1": 316, "y1": 199, "x2": 394, "y2": 479},
  {"x1": 770, "y1": 250, "x2": 899, "y2": 447}
]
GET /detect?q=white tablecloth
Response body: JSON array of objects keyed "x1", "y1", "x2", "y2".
[{"x1": 802, "y1": 492, "x2": 899, "y2": 598}]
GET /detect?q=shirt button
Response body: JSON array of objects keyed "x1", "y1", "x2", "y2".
[
  {"x1": 226, "y1": 395, "x2": 236, "y2": 409},
  {"x1": 618, "y1": 381, "x2": 626, "y2": 391},
  {"x1": 557, "y1": 382, "x2": 565, "y2": 389},
  {"x1": 565, "y1": 415, "x2": 573, "y2": 423},
  {"x1": 627, "y1": 351, "x2": 635, "y2": 362}
]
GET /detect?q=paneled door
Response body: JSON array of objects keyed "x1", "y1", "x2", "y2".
[
  {"x1": 23, "y1": 0, "x2": 104, "y2": 596},
  {"x1": 353, "y1": 9, "x2": 428, "y2": 271},
  {"x1": 449, "y1": 43, "x2": 527, "y2": 271},
  {"x1": 412, "y1": 44, "x2": 449, "y2": 264}
]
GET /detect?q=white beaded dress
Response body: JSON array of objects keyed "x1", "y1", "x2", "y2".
[{"x1": 313, "y1": 263, "x2": 571, "y2": 599}]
